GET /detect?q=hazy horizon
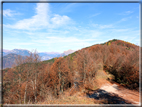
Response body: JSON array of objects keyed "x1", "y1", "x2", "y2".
[{"x1": 2, "y1": 48, "x2": 78, "y2": 54}]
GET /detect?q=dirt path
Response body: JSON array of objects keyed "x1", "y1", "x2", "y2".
[
  {"x1": 87, "y1": 70, "x2": 140, "y2": 105},
  {"x1": 100, "y1": 83, "x2": 140, "y2": 105}
]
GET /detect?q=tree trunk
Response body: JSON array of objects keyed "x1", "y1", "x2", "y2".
[
  {"x1": 89, "y1": 71, "x2": 91, "y2": 82},
  {"x1": 58, "y1": 62, "x2": 62, "y2": 94},
  {"x1": 31, "y1": 80, "x2": 35, "y2": 103},
  {"x1": 83, "y1": 57, "x2": 86, "y2": 84},
  {"x1": 19, "y1": 75, "x2": 21, "y2": 104},
  {"x1": 54, "y1": 84, "x2": 57, "y2": 98},
  {"x1": 61, "y1": 77, "x2": 64, "y2": 93},
  {"x1": 59, "y1": 72, "x2": 61, "y2": 93},
  {"x1": 34, "y1": 78, "x2": 37, "y2": 103},
  {"x1": 24, "y1": 83, "x2": 27, "y2": 104}
]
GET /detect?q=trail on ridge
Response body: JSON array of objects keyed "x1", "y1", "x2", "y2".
[{"x1": 87, "y1": 70, "x2": 140, "y2": 105}]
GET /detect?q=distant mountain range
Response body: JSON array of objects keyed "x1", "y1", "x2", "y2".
[
  {"x1": 3, "y1": 53, "x2": 25, "y2": 69},
  {"x1": 1, "y1": 49, "x2": 75, "y2": 69},
  {"x1": 2, "y1": 49, "x2": 31, "y2": 56}
]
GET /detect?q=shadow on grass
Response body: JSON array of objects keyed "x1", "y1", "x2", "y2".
[{"x1": 86, "y1": 89, "x2": 132, "y2": 104}]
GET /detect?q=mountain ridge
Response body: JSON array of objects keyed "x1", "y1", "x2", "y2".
[{"x1": 2, "y1": 39, "x2": 139, "y2": 69}]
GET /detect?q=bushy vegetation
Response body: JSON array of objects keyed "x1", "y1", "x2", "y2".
[
  {"x1": 3, "y1": 39, "x2": 139, "y2": 104},
  {"x1": 102, "y1": 42, "x2": 139, "y2": 90}
]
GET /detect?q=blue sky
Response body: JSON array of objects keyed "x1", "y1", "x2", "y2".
[{"x1": 3, "y1": 2, "x2": 140, "y2": 53}]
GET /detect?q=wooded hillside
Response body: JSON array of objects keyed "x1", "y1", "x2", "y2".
[{"x1": 3, "y1": 39, "x2": 139, "y2": 104}]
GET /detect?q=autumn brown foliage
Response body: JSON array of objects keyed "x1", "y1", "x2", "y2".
[
  {"x1": 102, "y1": 41, "x2": 139, "y2": 90},
  {"x1": 3, "y1": 40, "x2": 140, "y2": 104}
]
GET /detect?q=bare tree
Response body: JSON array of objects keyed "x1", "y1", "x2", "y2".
[
  {"x1": 13, "y1": 55, "x2": 26, "y2": 104},
  {"x1": 12, "y1": 49, "x2": 41, "y2": 104}
]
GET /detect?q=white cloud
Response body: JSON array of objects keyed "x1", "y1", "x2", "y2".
[
  {"x1": 126, "y1": 11, "x2": 133, "y2": 14},
  {"x1": 111, "y1": 29, "x2": 129, "y2": 32},
  {"x1": 3, "y1": 9, "x2": 13, "y2": 17},
  {"x1": 4, "y1": 3, "x2": 71, "y2": 30},
  {"x1": 120, "y1": 18, "x2": 127, "y2": 21},
  {"x1": 91, "y1": 31, "x2": 102, "y2": 37},
  {"x1": 15, "y1": 42, "x2": 34, "y2": 45},
  {"x1": 3, "y1": 9, "x2": 21, "y2": 17},
  {"x1": 118, "y1": 11, "x2": 134, "y2": 15},
  {"x1": 92, "y1": 24, "x2": 114, "y2": 29},
  {"x1": 51, "y1": 14, "x2": 71, "y2": 28},
  {"x1": 99, "y1": 24, "x2": 114, "y2": 29},
  {"x1": 89, "y1": 13, "x2": 101, "y2": 18},
  {"x1": 27, "y1": 30, "x2": 98, "y2": 46},
  {"x1": 116, "y1": 16, "x2": 132, "y2": 23},
  {"x1": 4, "y1": 3, "x2": 49, "y2": 30},
  {"x1": 92, "y1": 16, "x2": 131, "y2": 30},
  {"x1": 44, "y1": 36, "x2": 97, "y2": 43},
  {"x1": 59, "y1": 3, "x2": 78, "y2": 13},
  {"x1": 21, "y1": 34, "x2": 98, "y2": 52}
]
